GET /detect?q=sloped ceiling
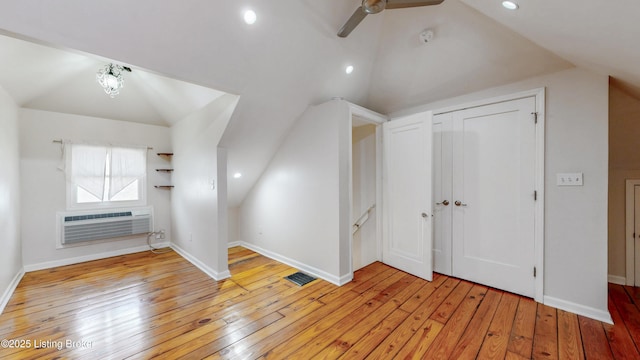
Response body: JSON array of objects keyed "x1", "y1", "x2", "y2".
[
  {"x1": 366, "y1": 0, "x2": 573, "y2": 113},
  {"x1": 460, "y1": 0, "x2": 640, "y2": 97},
  {"x1": 0, "y1": 35, "x2": 225, "y2": 126},
  {"x1": 0, "y1": 0, "x2": 636, "y2": 207}
]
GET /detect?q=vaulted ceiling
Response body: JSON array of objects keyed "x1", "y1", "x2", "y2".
[{"x1": 0, "y1": 0, "x2": 636, "y2": 207}]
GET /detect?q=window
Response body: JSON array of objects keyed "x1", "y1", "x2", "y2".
[{"x1": 66, "y1": 143, "x2": 147, "y2": 208}]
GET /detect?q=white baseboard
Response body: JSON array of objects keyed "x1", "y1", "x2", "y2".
[
  {"x1": 608, "y1": 274, "x2": 626, "y2": 285},
  {"x1": 544, "y1": 295, "x2": 613, "y2": 324},
  {"x1": 0, "y1": 269, "x2": 25, "y2": 314},
  {"x1": 23, "y1": 242, "x2": 170, "y2": 272},
  {"x1": 238, "y1": 241, "x2": 350, "y2": 286},
  {"x1": 227, "y1": 241, "x2": 242, "y2": 248},
  {"x1": 170, "y1": 243, "x2": 231, "y2": 281}
]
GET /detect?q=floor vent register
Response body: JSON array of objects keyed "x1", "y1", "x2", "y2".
[{"x1": 285, "y1": 272, "x2": 316, "y2": 286}]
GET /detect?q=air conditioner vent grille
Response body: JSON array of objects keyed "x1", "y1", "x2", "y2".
[
  {"x1": 64, "y1": 211, "x2": 133, "y2": 222},
  {"x1": 59, "y1": 207, "x2": 152, "y2": 246}
]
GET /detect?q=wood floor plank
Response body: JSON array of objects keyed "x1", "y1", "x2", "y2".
[
  {"x1": 290, "y1": 274, "x2": 416, "y2": 359},
  {"x1": 417, "y1": 284, "x2": 487, "y2": 359},
  {"x1": 310, "y1": 299, "x2": 400, "y2": 359},
  {"x1": 557, "y1": 310, "x2": 585, "y2": 360},
  {"x1": 507, "y1": 296, "x2": 538, "y2": 359},
  {"x1": 579, "y1": 315, "x2": 614, "y2": 359},
  {"x1": 251, "y1": 271, "x2": 410, "y2": 359},
  {"x1": 202, "y1": 296, "x2": 330, "y2": 359},
  {"x1": 532, "y1": 304, "x2": 559, "y2": 360},
  {"x1": 399, "y1": 273, "x2": 445, "y2": 313},
  {"x1": 333, "y1": 308, "x2": 411, "y2": 360},
  {"x1": 609, "y1": 283, "x2": 640, "y2": 347},
  {"x1": 430, "y1": 280, "x2": 474, "y2": 324},
  {"x1": 364, "y1": 277, "x2": 459, "y2": 359},
  {"x1": 232, "y1": 290, "x2": 362, "y2": 360},
  {"x1": 605, "y1": 295, "x2": 640, "y2": 359},
  {"x1": 449, "y1": 289, "x2": 502, "y2": 360},
  {"x1": 477, "y1": 291, "x2": 519, "y2": 359},
  {"x1": 1, "y1": 248, "x2": 638, "y2": 360},
  {"x1": 86, "y1": 282, "x2": 299, "y2": 360}
]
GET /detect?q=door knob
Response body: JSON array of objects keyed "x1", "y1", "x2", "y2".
[
  {"x1": 436, "y1": 200, "x2": 450, "y2": 206},
  {"x1": 454, "y1": 200, "x2": 467, "y2": 207}
]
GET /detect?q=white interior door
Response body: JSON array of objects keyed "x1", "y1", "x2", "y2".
[
  {"x1": 382, "y1": 112, "x2": 433, "y2": 281},
  {"x1": 452, "y1": 97, "x2": 537, "y2": 298},
  {"x1": 432, "y1": 113, "x2": 453, "y2": 275}
]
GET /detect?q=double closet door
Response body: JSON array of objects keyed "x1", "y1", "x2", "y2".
[{"x1": 433, "y1": 97, "x2": 537, "y2": 298}]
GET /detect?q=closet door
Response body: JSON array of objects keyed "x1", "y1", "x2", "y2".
[
  {"x1": 432, "y1": 113, "x2": 453, "y2": 275},
  {"x1": 382, "y1": 111, "x2": 433, "y2": 281},
  {"x1": 452, "y1": 97, "x2": 536, "y2": 298}
]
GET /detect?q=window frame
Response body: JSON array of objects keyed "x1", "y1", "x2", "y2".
[{"x1": 66, "y1": 143, "x2": 148, "y2": 210}]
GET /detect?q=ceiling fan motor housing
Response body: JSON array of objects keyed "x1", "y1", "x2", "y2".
[{"x1": 363, "y1": 0, "x2": 387, "y2": 14}]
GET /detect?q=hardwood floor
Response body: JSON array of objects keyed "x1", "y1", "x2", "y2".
[{"x1": 0, "y1": 247, "x2": 639, "y2": 359}]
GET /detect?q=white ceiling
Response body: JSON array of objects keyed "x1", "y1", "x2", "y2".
[
  {"x1": 0, "y1": 0, "x2": 637, "y2": 207},
  {"x1": 461, "y1": 0, "x2": 640, "y2": 97},
  {"x1": 0, "y1": 35, "x2": 226, "y2": 126},
  {"x1": 366, "y1": 0, "x2": 573, "y2": 113}
]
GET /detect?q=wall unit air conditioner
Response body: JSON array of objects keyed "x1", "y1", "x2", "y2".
[{"x1": 58, "y1": 207, "x2": 153, "y2": 247}]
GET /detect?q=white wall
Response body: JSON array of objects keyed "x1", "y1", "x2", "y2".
[
  {"x1": 227, "y1": 207, "x2": 240, "y2": 245},
  {"x1": 608, "y1": 84, "x2": 640, "y2": 280},
  {"x1": 393, "y1": 67, "x2": 610, "y2": 321},
  {"x1": 0, "y1": 86, "x2": 22, "y2": 312},
  {"x1": 239, "y1": 100, "x2": 352, "y2": 284},
  {"x1": 170, "y1": 94, "x2": 238, "y2": 279},
  {"x1": 19, "y1": 109, "x2": 172, "y2": 269}
]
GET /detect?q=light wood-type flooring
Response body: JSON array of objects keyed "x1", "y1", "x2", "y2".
[{"x1": 0, "y1": 246, "x2": 639, "y2": 359}]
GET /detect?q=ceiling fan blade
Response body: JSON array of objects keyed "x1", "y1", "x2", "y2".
[
  {"x1": 337, "y1": 7, "x2": 368, "y2": 38},
  {"x1": 385, "y1": 0, "x2": 445, "y2": 9}
]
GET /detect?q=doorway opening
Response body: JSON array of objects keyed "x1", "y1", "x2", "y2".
[
  {"x1": 351, "y1": 119, "x2": 379, "y2": 271},
  {"x1": 349, "y1": 104, "x2": 387, "y2": 274}
]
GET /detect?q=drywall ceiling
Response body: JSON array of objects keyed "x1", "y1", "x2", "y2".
[
  {"x1": 0, "y1": 0, "x2": 638, "y2": 207},
  {"x1": 0, "y1": 0, "x2": 383, "y2": 207},
  {"x1": 0, "y1": 34, "x2": 226, "y2": 127},
  {"x1": 365, "y1": 0, "x2": 573, "y2": 114},
  {"x1": 460, "y1": 0, "x2": 640, "y2": 98}
]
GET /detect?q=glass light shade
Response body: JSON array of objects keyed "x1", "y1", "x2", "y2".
[
  {"x1": 105, "y1": 74, "x2": 119, "y2": 89},
  {"x1": 96, "y1": 64, "x2": 125, "y2": 98}
]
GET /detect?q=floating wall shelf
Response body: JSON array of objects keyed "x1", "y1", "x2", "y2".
[{"x1": 155, "y1": 153, "x2": 174, "y2": 189}]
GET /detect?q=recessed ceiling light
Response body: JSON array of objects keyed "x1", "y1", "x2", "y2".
[
  {"x1": 502, "y1": 1, "x2": 519, "y2": 10},
  {"x1": 233, "y1": 172, "x2": 242, "y2": 179},
  {"x1": 345, "y1": 65, "x2": 354, "y2": 74},
  {"x1": 243, "y1": 10, "x2": 257, "y2": 24}
]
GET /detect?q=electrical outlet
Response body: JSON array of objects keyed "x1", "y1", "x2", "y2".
[{"x1": 557, "y1": 173, "x2": 583, "y2": 186}]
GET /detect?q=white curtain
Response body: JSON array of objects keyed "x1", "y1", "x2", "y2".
[
  {"x1": 109, "y1": 146, "x2": 146, "y2": 199},
  {"x1": 68, "y1": 143, "x2": 108, "y2": 200}
]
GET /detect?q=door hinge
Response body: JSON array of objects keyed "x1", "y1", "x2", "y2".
[
  {"x1": 534, "y1": 190, "x2": 537, "y2": 201},
  {"x1": 533, "y1": 267, "x2": 537, "y2": 278},
  {"x1": 532, "y1": 112, "x2": 538, "y2": 124}
]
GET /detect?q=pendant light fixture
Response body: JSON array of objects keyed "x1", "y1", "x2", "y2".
[{"x1": 96, "y1": 63, "x2": 132, "y2": 98}]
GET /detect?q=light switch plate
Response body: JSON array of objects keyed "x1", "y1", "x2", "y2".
[{"x1": 557, "y1": 173, "x2": 583, "y2": 186}]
